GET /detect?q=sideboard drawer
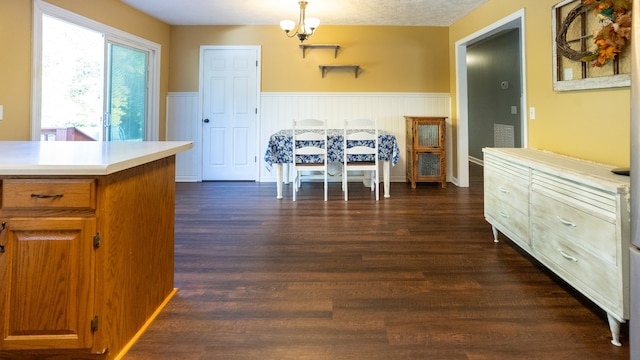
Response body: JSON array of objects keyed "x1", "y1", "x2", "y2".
[
  {"x1": 532, "y1": 222, "x2": 619, "y2": 311},
  {"x1": 484, "y1": 170, "x2": 529, "y2": 205},
  {"x1": 485, "y1": 193, "x2": 529, "y2": 243},
  {"x1": 531, "y1": 190, "x2": 617, "y2": 265},
  {"x1": 2, "y1": 179, "x2": 96, "y2": 209}
]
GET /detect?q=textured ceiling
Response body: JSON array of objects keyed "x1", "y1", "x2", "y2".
[{"x1": 120, "y1": 0, "x2": 489, "y2": 27}]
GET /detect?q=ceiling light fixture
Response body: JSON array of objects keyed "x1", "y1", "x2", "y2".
[{"x1": 280, "y1": 1, "x2": 320, "y2": 43}]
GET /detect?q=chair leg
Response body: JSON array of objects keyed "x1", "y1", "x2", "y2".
[
  {"x1": 344, "y1": 170, "x2": 348, "y2": 201},
  {"x1": 375, "y1": 170, "x2": 380, "y2": 201},
  {"x1": 292, "y1": 171, "x2": 297, "y2": 201},
  {"x1": 324, "y1": 168, "x2": 329, "y2": 201}
]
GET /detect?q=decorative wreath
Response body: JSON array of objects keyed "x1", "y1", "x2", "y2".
[{"x1": 556, "y1": 0, "x2": 632, "y2": 67}]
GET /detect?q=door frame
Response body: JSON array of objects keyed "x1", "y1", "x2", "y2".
[
  {"x1": 198, "y1": 45, "x2": 262, "y2": 181},
  {"x1": 454, "y1": 9, "x2": 527, "y2": 187}
]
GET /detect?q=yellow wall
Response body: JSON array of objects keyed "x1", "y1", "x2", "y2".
[
  {"x1": 450, "y1": 0, "x2": 631, "y2": 167},
  {"x1": 169, "y1": 25, "x2": 450, "y2": 93},
  {"x1": 0, "y1": 0, "x2": 171, "y2": 140},
  {"x1": 0, "y1": 1, "x2": 33, "y2": 140},
  {"x1": 1, "y1": 0, "x2": 630, "y2": 169}
]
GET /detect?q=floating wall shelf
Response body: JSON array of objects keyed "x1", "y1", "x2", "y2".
[
  {"x1": 319, "y1": 65, "x2": 360, "y2": 78},
  {"x1": 299, "y1": 44, "x2": 340, "y2": 58}
]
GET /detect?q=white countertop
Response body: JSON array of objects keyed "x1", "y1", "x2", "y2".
[{"x1": 0, "y1": 141, "x2": 194, "y2": 175}]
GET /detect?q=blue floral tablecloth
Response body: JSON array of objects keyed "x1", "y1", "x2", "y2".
[{"x1": 264, "y1": 129, "x2": 399, "y2": 166}]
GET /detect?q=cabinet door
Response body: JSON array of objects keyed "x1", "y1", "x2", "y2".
[
  {"x1": 0, "y1": 217, "x2": 96, "y2": 350},
  {"x1": 416, "y1": 152, "x2": 442, "y2": 177},
  {"x1": 415, "y1": 121, "x2": 442, "y2": 149}
]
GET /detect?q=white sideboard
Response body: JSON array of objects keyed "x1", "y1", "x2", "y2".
[{"x1": 483, "y1": 147, "x2": 631, "y2": 346}]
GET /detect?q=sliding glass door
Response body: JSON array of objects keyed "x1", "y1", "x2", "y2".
[
  {"x1": 106, "y1": 43, "x2": 148, "y2": 141},
  {"x1": 34, "y1": 0, "x2": 160, "y2": 141}
]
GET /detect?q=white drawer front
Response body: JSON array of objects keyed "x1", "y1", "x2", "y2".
[
  {"x1": 484, "y1": 169, "x2": 529, "y2": 207},
  {"x1": 532, "y1": 222, "x2": 620, "y2": 314},
  {"x1": 531, "y1": 188, "x2": 617, "y2": 266},
  {"x1": 485, "y1": 193, "x2": 529, "y2": 244}
]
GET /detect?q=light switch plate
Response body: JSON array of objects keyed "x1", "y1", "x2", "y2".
[
  {"x1": 529, "y1": 107, "x2": 536, "y2": 120},
  {"x1": 0, "y1": 105, "x2": 3, "y2": 121}
]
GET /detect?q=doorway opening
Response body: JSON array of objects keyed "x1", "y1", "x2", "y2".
[{"x1": 455, "y1": 9, "x2": 527, "y2": 187}]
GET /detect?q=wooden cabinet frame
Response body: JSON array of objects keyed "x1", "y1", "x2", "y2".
[
  {"x1": 0, "y1": 156, "x2": 178, "y2": 359},
  {"x1": 405, "y1": 116, "x2": 447, "y2": 188}
]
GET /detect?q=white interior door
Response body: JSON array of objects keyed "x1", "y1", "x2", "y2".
[{"x1": 201, "y1": 47, "x2": 258, "y2": 181}]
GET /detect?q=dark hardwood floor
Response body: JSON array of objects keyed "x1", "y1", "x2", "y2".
[{"x1": 125, "y1": 164, "x2": 629, "y2": 360}]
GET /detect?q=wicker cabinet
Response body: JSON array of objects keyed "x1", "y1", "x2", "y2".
[{"x1": 405, "y1": 116, "x2": 446, "y2": 188}]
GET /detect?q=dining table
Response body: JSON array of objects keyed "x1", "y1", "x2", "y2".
[{"x1": 264, "y1": 128, "x2": 400, "y2": 199}]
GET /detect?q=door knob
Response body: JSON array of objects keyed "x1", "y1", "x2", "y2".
[{"x1": 203, "y1": 119, "x2": 210, "y2": 123}]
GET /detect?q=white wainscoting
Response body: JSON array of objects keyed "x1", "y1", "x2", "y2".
[
  {"x1": 167, "y1": 92, "x2": 200, "y2": 182},
  {"x1": 260, "y1": 92, "x2": 451, "y2": 183},
  {"x1": 166, "y1": 92, "x2": 451, "y2": 183}
]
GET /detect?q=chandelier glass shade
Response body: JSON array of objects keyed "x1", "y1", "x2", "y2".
[{"x1": 280, "y1": 1, "x2": 320, "y2": 43}]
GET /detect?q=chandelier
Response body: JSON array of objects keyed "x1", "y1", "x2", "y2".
[{"x1": 280, "y1": 1, "x2": 320, "y2": 43}]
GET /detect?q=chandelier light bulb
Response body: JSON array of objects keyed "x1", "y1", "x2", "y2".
[
  {"x1": 280, "y1": 20, "x2": 295, "y2": 32},
  {"x1": 305, "y1": 18, "x2": 320, "y2": 33}
]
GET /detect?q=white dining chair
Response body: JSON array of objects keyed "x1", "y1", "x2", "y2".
[
  {"x1": 292, "y1": 118, "x2": 328, "y2": 201},
  {"x1": 343, "y1": 118, "x2": 379, "y2": 201}
]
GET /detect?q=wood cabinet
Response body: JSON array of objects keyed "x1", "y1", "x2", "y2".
[
  {"x1": 483, "y1": 148, "x2": 630, "y2": 346},
  {"x1": 0, "y1": 155, "x2": 180, "y2": 359},
  {"x1": 405, "y1": 116, "x2": 446, "y2": 188},
  {"x1": 0, "y1": 179, "x2": 97, "y2": 350}
]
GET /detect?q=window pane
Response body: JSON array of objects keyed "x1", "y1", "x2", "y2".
[
  {"x1": 107, "y1": 44, "x2": 148, "y2": 141},
  {"x1": 41, "y1": 15, "x2": 103, "y2": 141}
]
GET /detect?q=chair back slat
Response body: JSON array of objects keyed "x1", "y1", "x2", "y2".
[
  {"x1": 343, "y1": 118, "x2": 380, "y2": 201},
  {"x1": 292, "y1": 118, "x2": 328, "y2": 201}
]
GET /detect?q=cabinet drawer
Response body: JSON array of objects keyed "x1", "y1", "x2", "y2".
[
  {"x1": 484, "y1": 170, "x2": 528, "y2": 205},
  {"x1": 532, "y1": 226, "x2": 619, "y2": 311},
  {"x1": 2, "y1": 179, "x2": 96, "y2": 209},
  {"x1": 531, "y1": 190, "x2": 616, "y2": 266},
  {"x1": 484, "y1": 193, "x2": 529, "y2": 243}
]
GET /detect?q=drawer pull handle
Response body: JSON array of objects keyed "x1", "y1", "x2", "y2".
[
  {"x1": 558, "y1": 248, "x2": 578, "y2": 262},
  {"x1": 556, "y1": 216, "x2": 576, "y2": 227},
  {"x1": 499, "y1": 187, "x2": 510, "y2": 194},
  {"x1": 499, "y1": 211, "x2": 510, "y2": 219},
  {"x1": 30, "y1": 193, "x2": 64, "y2": 199}
]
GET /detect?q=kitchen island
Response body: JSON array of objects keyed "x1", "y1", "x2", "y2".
[{"x1": 0, "y1": 141, "x2": 193, "y2": 359}]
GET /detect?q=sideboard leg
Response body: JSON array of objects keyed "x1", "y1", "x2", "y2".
[
  {"x1": 607, "y1": 313, "x2": 623, "y2": 346},
  {"x1": 491, "y1": 225, "x2": 499, "y2": 243}
]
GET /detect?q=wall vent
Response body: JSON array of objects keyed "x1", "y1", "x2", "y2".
[{"x1": 494, "y1": 124, "x2": 515, "y2": 148}]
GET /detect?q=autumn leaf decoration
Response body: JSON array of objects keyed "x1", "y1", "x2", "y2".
[{"x1": 581, "y1": 0, "x2": 632, "y2": 67}]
